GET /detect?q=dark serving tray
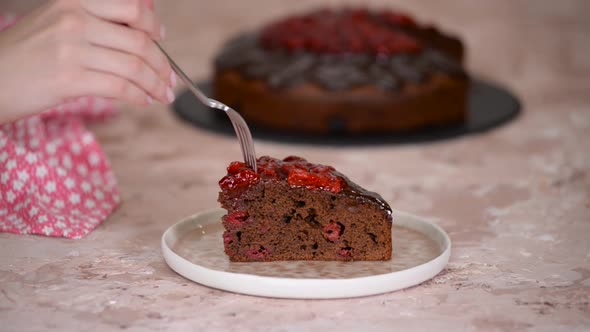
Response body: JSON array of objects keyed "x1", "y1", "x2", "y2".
[{"x1": 172, "y1": 79, "x2": 521, "y2": 146}]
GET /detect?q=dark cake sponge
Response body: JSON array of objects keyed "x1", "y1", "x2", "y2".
[
  {"x1": 218, "y1": 156, "x2": 393, "y2": 262},
  {"x1": 213, "y1": 7, "x2": 468, "y2": 135}
]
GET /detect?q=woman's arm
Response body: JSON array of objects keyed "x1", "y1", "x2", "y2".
[{"x1": 0, "y1": 0, "x2": 174, "y2": 123}]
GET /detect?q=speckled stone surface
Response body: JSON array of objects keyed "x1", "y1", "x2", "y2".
[{"x1": 1, "y1": 1, "x2": 589, "y2": 331}]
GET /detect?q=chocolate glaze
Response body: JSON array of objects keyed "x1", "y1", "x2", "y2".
[
  {"x1": 332, "y1": 171, "x2": 393, "y2": 222},
  {"x1": 214, "y1": 32, "x2": 466, "y2": 92},
  {"x1": 254, "y1": 157, "x2": 393, "y2": 221}
]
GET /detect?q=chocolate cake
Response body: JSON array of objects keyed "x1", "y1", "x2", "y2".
[
  {"x1": 218, "y1": 156, "x2": 393, "y2": 262},
  {"x1": 213, "y1": 8, "x2": 468, "y2": 135}
]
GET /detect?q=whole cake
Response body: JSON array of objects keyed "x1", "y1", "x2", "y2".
[
  {"x1": 218, "y1": 156, "x2": 393, "y2": 262},
  {"x1": 213, "y1": 8, "x2": 468, "y2": 135}
]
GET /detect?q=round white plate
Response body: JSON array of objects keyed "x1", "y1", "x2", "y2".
[{"x1": 161, "y1": 208, "x2": 451, "y2": 299}]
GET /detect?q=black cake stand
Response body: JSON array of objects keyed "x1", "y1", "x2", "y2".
[{"x1": 172, "y1": 79, "x2": 521, "y2": 146}]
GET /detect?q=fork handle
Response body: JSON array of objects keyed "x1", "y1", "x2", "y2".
[{"x1": 155, "y1": 42, "x2": 212, "y2": 107}]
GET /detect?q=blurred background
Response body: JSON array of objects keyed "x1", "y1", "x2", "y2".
[{"x1": 2, "y1": 0, "x2": 589, "y2": 102}]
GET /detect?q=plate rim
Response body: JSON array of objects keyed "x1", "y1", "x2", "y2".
[{"x1": 161, "y1": 208, "x2": 452, "y2": 299}]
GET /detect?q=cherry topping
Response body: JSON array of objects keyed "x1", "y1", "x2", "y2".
[
  {"x1": 257, "y1": 156, "x2": 281, "y2": 178},
  {"x1": 287, "y1": 168, "x2": 343, "y2": 193},
  {"x1": 227, "y1": 161, "x2": 247, "y2": 174},
  {"x1": 287, "y1": 169, "x2": 321, "y2": 187},
  {"x1": 220, "y1": 156, "x2": 345, "y2": 195},
  {"x1": 219, "y1": 166, "x2": 259, "y2": 193},
  {"x1": 260, "y1": 8, "x2": 422, "y2": 55}
]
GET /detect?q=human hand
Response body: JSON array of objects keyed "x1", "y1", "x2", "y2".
[{"x1": 0, "y1": 0, "x2": 175, "y2": 123}]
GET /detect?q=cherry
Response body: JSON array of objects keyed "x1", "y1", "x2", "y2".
[
  {"x1": 223, "y1": 232, "x2": 234, "y2": 246},
  {"x1": 227, "y1": 161, "x2": 246, "y2": 174},
  {"x1": 338, "y1": 247, "x2": 352, "y2": 258},
  {"x1": 219, "y1": 168, "x2": 259, "y2": 191},
  {"x1": 323, "y1": 222, "x2": 344, "y2": 242},
  {"x1": 222, "y1": 211, "x2": 249, "y2": 226},
  {"x1": 257, "y1": 156, "x2": 280, "y2": 179},
  {"x1": 245, "y1": 246, "x2": 268, "y2": 259},
  {"x1": 287, "y1": 169, "x2": 321, "y2": 187},
  {"x1": 285, "y1": 36, "x2": 306, "y2": 51}
]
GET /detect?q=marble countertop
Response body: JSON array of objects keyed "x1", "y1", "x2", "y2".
[{"x1": 1, "y1": 1, "x2": 589, "y2": 331}]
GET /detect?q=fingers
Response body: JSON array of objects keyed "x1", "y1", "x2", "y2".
[
  {"x1": 84, "y1": 15, "x2": 173, "y2": 86},
  {"x1": 46, "y1": 0, "x2": 175, "y2": 107},
  {"x1": 80, "y1": 0, "x2": 162, "y2": 40},
  {"x1": 80, "y1": 45, "x2": 174, "y2": 104},
  {"x1": 73, "y1": 70, "x2": 150, "y2": 106}
]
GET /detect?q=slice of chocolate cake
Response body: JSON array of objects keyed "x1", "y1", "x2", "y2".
[{"x1": 218, "y1": 156, "x2": 393, "y2": 262}]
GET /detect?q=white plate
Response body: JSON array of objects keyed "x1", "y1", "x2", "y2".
[{"x1": 161, "y1": 208, "x2": 451, "y2": 299}]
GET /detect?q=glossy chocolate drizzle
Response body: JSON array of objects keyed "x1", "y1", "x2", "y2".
[
  {"x1": 214, "y1": 33, "x2": 466, "y2": 92},
  {"x1": 335, "y1": 172, "x2": 393, "y2": 221}
]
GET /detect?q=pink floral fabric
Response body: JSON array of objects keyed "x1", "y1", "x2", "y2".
[{"x1": 0, "y1": 14, "x2": 120, "y2": 239}]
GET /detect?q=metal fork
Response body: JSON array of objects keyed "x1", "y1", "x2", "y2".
[{"x1": 155, "y1": 42, "x2": 257, "y2": 172}]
